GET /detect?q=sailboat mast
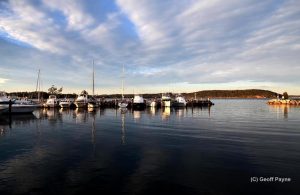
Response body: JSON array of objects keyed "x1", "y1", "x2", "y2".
[
  {"x1": 36, "y1": 69, "x2": 40, "y2": 101},
  {"x1": 122, "y1": 65, "x2": 124, "y2": 100},
  {"x1": 92, "y1": 60, "x2": 95, "y2": 96}
]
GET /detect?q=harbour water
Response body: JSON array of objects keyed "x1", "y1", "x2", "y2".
[{"x1": 0, "y1": 99, "x2": 299, "y2": 194}]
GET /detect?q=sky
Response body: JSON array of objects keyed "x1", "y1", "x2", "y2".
[{"x1": 0, "y1": 0, "x2": 300, "y2": 95}]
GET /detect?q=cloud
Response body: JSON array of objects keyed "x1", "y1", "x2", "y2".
[
  {"x1": 0, "y1": 0, "x2": 299, "y2": 94},
  {"x1": 0, "y1": 78, "x2": 9, "y2": 84}
]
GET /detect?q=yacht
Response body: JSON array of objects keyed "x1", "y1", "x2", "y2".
[
  {"x1": 75, "y1": 94, "x2": 88, "y2": 108},
  {"x1": 88, "y1": 97, "x2": 99, "y2": 108},
  {"x1": 59, "y1": 98, "x2": 71, "y2": 108},
  {"x1": 161, "y1": 93, "x2": 172, "y2": 107},
  {"x1": 133, "y1": 94, "x2": 146, "y2": 109},
  {"x1": 0, "y1": 91, "x2": 38, "y2": 114},
  {"x1": 44, "y1": 95, "x2": 59, "y2": 108},
  {"x1": 173, "y1": 95, "x2": 187, "y2": 107}
]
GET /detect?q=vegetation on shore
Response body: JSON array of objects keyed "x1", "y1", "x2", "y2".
[{"x1": 7, "y1": 89, "x2": 280, "y2": 99}]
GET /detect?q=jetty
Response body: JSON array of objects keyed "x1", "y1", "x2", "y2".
[{"x1": 267, "y1": 99, "x2": 300, "y2": 105}]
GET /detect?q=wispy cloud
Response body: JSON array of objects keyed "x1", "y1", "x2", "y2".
[{"x1": 0, "y1": 0, "x2": 299, "y2": 94}]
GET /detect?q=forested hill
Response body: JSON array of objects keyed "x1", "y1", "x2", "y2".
[
  {"x1": 8, "y1": 89, "x2": 279, "y2": 99},
  {"x1": 183, "y1": 89, "x2": 279, "y2": 99}
]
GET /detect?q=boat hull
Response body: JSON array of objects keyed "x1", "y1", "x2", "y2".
[
  {"x1": 0, "y1": 104, "x2": 37, "y2": 114},
  {"x1": 88, "y1": 102, "x2": 99, "y2": 108},
  {"x1": 75, "y1": 102, "x2": 87, "y2": 108},
  {"x1": 59, "y1": 103, "x2": 70, "y2": 108},
  {"x1": 133, "y1": 103, "x2": 146, "y2": 110},
  {"x1": 118, "y1": 102, "x2": 128, "y2": 108},
  {"x1": 162, "y1": 100, "x2": 171, "y2": 107},
  {"x1": 0, "y1": 107, "x2": 9, "y2": 114},
  {"x1": 172, "y1": 102, "x2": 186, "y2": 107}
]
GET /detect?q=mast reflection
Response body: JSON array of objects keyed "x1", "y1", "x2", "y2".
[{"x1": 120, "y1": 108, "x2": 127, "y2": 145}]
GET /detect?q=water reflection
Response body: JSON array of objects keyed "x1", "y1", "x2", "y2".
[
  {"x1": 162, "y1": 107, "x2": 171, "y2": 121},
  {"x1": 120, "y1": 108, "x2": 126, "y2": 144},
  {"x1": 150, "y1": 107, "x2": 156, "y2": 116},
  {"x1": 0, "y1": 102, "x2": 300, "y2": 194},
  {"x1": 0, "y1": 114, "x2": 37, "y2": 137},
  {"x1": 91, "y1": 112, "x2": 96, "y2": 154},
  {"x1": 133, "y1": 110, "x2": 142, "y2": 120},
  {"x1": 269, "y1": 104, "x2": 290, "y2": 119},
  {"x1": 174, "y1": 108, "x2": 185, "y2": 118},
  {"x1": 74, "y1": 108, "x2": 87, "y2": 123}
]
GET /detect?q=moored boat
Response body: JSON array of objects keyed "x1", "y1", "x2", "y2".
[
  {"x1": 161, "y1": 93, "x2": 172, "y2": 107},
  {"x1": 133, "y1": 94, "x2": 146, "y2": 109},
  {"x1": 88, "y1": 97, "x2": 99, "y2": 108},
  {"x1": 59, "y1": 98, "x2": 71, "y2": 108},
  {"x1": 0, "y1": 91, "x2": 38, "y2": 114},
  {"x1": 173, "y1": 94, "x2": 187, "y2": 107},
  {"x1": 75, "y1": 94, "x2": 88, "y2": 108},
  {"x1": 44, "y1": 95, "x2": 59, "y2": 108}
]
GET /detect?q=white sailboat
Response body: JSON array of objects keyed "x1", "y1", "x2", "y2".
[
  {"x1": 118, "y1": 65, "x2": 128, "y2": 108},
  {"x1": 88, "y1": 60, "x2": 99, "y2": 108}
]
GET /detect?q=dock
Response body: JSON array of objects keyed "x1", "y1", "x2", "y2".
[{"x1": 267, "y1": 99, "x2": 300, "y2": 105}]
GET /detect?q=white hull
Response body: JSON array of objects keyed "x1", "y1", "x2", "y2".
[
  {"x1": 162, "y1": 100, "x2": 171, "y2": 107},
  {"x1": 44, "y1": 103, "x2": 58, "y2": 108},
  {"x1": 118, "y1": 102, "x2": 128, "y2": 108},
  {"x1": 150, "y1": 101, "x2": 156, "y2": 107},
  {"x1": 0, "y1": 104, "x2": 37, "y2": 113},
  {"x1": 88, "y1": 102, "x2": 99, "y2": 108}
]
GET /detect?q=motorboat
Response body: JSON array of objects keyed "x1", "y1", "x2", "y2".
[
  {"x1": 132, "y1": 94, "x2": 146, "y2": 109},
  {"x1": 118, "y1": 102, "x2": 128, "y2": 108},
  {"x1": 88, "y1": 97, "x2": 99, "y2": 108},
  {"x1": 75, "y1": 94, "x2": 88, "y2": 108},
  {"x1": 0, "y1": 91, "x2": 38, "y2": 114},
  {"x1": 173, "y1": 95, "x2": 187, "y2": 107},
  {"x1": 161, "y1": 93, "x2": 172, "y2": 107},
  {"x1": 59, "y1": 98, "x2": 71, "y2": 108},
  {"x1": 44, "y1": 95, "x2": 59, "y2": 108}
]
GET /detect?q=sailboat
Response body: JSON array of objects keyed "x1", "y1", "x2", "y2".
[
  {"x1": 34, "y1": 69, "x2": 44, "y2": 107},
  {"x1": 88, "y1": 60, "x2": 99, "y2": 108},
  {"x1": 118, "y1": 65, "x2": 128, "y2": 108}
]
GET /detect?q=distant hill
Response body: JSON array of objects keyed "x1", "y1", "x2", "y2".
[
  {"x1": 100, "y1": 89, "x2": 279, "y2": 99},
  {"x1": 183, "y1": 89, "x2": 279, "y2": 99},
  {"x1": 7, "y1": 89, "x2": 280, "y2": 99}
]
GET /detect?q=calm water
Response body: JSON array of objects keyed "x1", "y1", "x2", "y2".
[{"x1": 0, "y1": 99, "x2": 299, "y2": 195}]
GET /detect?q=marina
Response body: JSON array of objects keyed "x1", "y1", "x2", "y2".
[{"x1": 1, "y1": 0, "x2": 299, "y2": 194}]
